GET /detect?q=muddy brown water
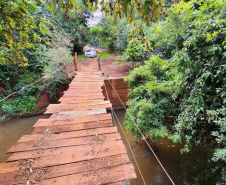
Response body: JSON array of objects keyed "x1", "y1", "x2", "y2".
[
  {"x1": 0, "y1": 115, "x2": 49, "y2": 163},
  {"x1": 0, "y1": 111, "x2": 217, "y2": 184},
  {"x1": 113, "y1": 110, "x2": 217, "y2": 185}
]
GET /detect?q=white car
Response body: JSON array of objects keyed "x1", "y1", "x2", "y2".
[{"x1": 84, "y1": 49, "x2": 97, "y2": 58}]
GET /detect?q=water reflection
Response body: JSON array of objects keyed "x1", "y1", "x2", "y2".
[
  {"x1": 113, "y1": 110, "x2": 216, "y2": 185},
  {"x1": 0, "y1": 115, "x2": 49, "y2": 162}
]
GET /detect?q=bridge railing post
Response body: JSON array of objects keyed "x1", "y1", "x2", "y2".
[
  {"x1": 97, "y1": 54, "x2": 101, "y2": 70},
  {"x1": 74, "y1": 52, "x2": 77, "y2": 71}
]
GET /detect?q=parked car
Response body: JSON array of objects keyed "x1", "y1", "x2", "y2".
[{"x1": 85, "y1": 49, "x2": 97, "y2": 58}]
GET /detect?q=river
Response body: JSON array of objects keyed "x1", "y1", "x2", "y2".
[
  {"x1": 0, "y1": 115, "x2": 49, "y2": 163},
  {"x1": 0, "y1": 111, "x2": 217, "y2": 184}
]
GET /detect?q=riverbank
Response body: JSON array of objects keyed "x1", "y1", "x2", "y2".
[{"x1": 0, "y1": 63, "x2": 75, "y2": 121}]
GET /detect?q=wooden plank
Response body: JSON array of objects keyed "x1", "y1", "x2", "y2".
[
  {"x1": 63, "y1": 92, "x2": 103, "y2": 96},
  {"x1": 66, "y1": 90, "x2": 102, "y2": 92},
  {"x1": 32, "y1": 120, "x2": 113, "y2": 134},
  {"x1": 108, "y1": 182, "x2": 123, "y2": 185},
  {"x1": 58, "y1": 97, "x2": 104, "y2": 102},
  {"x1": 66, "y1": 88, "x2": 103, "y2": 92},
  {"x1": 55, "y1": 108, "x2": 107, "y2": 118},
  {"x1": 71, "y1": 84, "x2": 102, "y2": 86},
  {"x1": 49, "y1": 113, "x2": 58, "y2": 118},
  {"x1": 66, "y1": 89, "x2": 103, "y2": 92},
  {"x1": 33, "y1": 113, "x2": 111, "y2": 127},
  {"x1": 33, "y1": 119, "x2": 112, "y2": 129},
  {"x1": 46, "y1": 102, "x2": 110, "y2": 110},
  {"x1": 18, "y1": 127, "x2": 118, "y2": 143},
  {"x1": 8, "y1": 133, "x2": 121, "y2": 153},
  {"x1": 58, "y1": 100, "x2": 108, "y2": 106},
  {"x1": 37, "y1": 163, "x2": 136, "y2": 185},
  {"x1": 72, "y1": 80, "x2": 104, "y2": 82},
  {"x1": 45, "y1": 103, "x2": 111, "y2": 114},
  {"x1": 61, "y1": 94, "x2": 103, "y2": 98},
  {"x1": 0, "y1": 154, "x2": 131, "y2": 184},
  {"x1": 7, "y1": 140, "x2": 127, "y2": 163}
]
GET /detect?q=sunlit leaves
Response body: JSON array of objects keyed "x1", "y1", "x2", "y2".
[
  {"x1": 91, "y1": 0, "x2": 164, "y2": 24},
  {"x1": 0, "y1": 0, "x2": 50, "y2": 66}
]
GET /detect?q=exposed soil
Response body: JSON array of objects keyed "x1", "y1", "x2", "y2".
[
  {"x1": 65, "y1": 64, "x2": 76, "y2": 79},
  {"x1": 77, "y1": 55, "x2": 133, "y2": 78},
  {"x1": 81, "y1": 46, "x2": 133, "y2": 78},
  {"x1": 99, "y1": 56, "x2": 133, "y2": 78},
  {"x1": 36, "y1": 89, "x2": 48, "y2": 109},
  {"x1": 35, "y1": 63, "x2": 75, "y2": 115}
]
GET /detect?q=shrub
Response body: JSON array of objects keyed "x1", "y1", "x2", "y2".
[
  {"x1": 43, "y1": 46, "x2": 73, "y2": 101},
  {"x1": 125, "y1": 0, "x2": 226, "y2": 183},
  {"x1": 124, "y1": 38, "x2": 149, "y2": 62}
]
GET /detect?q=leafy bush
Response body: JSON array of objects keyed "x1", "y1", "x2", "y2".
[
  {"x1": 124, "y1": 38, "x2": 149, "y2": 62},
  {"x1": 89, "y1": 17, "x2": 132, "y2": 52},
  {"x1": 0, "y1": 96, "x2": 38, "y2": 120},
  {"x1": 43, "y1": 46, "x2": 73, "y2": 101},
  {"x1": 125, "y1": 0, "x2": 226, "y2": 183}
]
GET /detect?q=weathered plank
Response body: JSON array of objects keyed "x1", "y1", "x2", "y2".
[
  {"x1": 58, "y1": 100, "x2": 108, "y2": 106},
  {"x1": 37, "y1": 163, "x2": 136, "y2": 185},
  {"x1": 18, "y1": 127, "x2": 118, "y2": 143},
  {"x1": 54, "y1": 108, "x2": 107, "y2": 118},
  {"x1": 63, "y1": 92, "x2": 103, "y2": 96},
  {"x1": 58, "y1": 97, "x2": 104, "y2": 102},
  {"x1": 32, "y1": 120, "x2": 113, "y2": 134},
  {"x1": 7, "y1": 140, "x2": 127, "y2": 165},
  {"x1": 65, "y1": 89, "x2": 103, "y2": 92},
  {"x1": 61, "y1": 94, "x2": 103, "y2": 98},
  {"x1": 33, "y1": 113, "x2": 111, "y2": 127},
  {"x1": 8, "y1": 133, "x2": 121, "y2": 153},
  {"x1": 45, "y1": 103, "x2": 111, "y2": 114},
  {"x1": 0, "y1": 154, "x2": 130, "y2": 184}
]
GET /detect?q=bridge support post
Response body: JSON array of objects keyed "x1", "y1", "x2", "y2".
[
  {"x1": 74, "y1": 52, "x2": 78, "y2": 71},
  {"x1": 97, "y1": 54, "x2": 101, "y2": 70}
]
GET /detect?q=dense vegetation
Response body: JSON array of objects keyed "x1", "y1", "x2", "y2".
[
  {"x1": 89, "y1": 17, "x2": 132, "y2": 52},
  {"x1": 0, "y1": 1, "x2": 90, "y2": 120},
  {"x1": 125, "y1": 0, "x2": 226, "y2": 184},
  {"x1": 0, "y1": 0, "x2": 225, "y2": 184}
]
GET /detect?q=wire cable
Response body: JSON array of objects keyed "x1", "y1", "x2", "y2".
[
  {"x1": 111, "y1": 109, "x2": 147, "y2": 185},
  {"x1": 104, "y1": 81, "x2": 146, "y2": 185},
  {"x1": 0, "y1": 66, "x2": 66, "y2": 102},
  {"x1": 106, "y1": 77, "x2": 176, "y2": 185},
  {"x1": 103, "y1": 82, "x2": 130, "y2": 184}
]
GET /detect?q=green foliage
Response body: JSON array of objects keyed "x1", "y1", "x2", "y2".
[
  {"x1": 0, "y1": 1, "x2": 88, "y2": 120},
  {"x1": 43, "y1": 44, "x2": 73, "y2": 101},
  {"x1": 99, "y1": 52, "x2": 112, "y2": 58},
  {"x1": 78, "y1": 52, "x2": 112, "y2": 59},
  {"x1": 124, "y1": 38, "x2": 150, "y2": 62},
  {"x1": 89, "y1": 17, "x2": 132, "y2": 52},
  {"x1": 0, "y1": 71, "x2": 43, "y2": 120},
  {"x1": 0, "y1": 0, "x2": 50, "y2": 66},
  {"x1": 0, "y1": 96, "x2": 38, "y2": 120},
  {"x1": 125, "y1": 0, "x2": 226, "y2": 183},
  {"x1": 90, "y1": 0, "x2": 164, "y2": 23}
]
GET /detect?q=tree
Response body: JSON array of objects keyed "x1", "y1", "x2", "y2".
[{"x1": 125, "y1": 0, "x2": 226, "y2": 183}]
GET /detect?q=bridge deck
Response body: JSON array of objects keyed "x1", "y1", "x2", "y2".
[{"x1": 0, "y1": 58, "x2": 136, "y2": 185}]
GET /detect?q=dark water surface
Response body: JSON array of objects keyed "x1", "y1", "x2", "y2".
[
  {"x1": 113, "y1": 110, "x2": 217, "y2": 185},
  {"x1": 0, "y1": 115, "x2": 49, "y2": 163}
]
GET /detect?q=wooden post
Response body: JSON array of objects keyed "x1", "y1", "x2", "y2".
[
  {"x1": 74, "y1": 52, "x2": 77, "y2": 71},
  {"x1": 97, "y1": 54, "x2": 101, "y2": 70}
]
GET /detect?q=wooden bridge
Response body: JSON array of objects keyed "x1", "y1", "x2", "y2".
[{"x1": 0, "y1": 58, "x2": 136, "y2": 184}]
